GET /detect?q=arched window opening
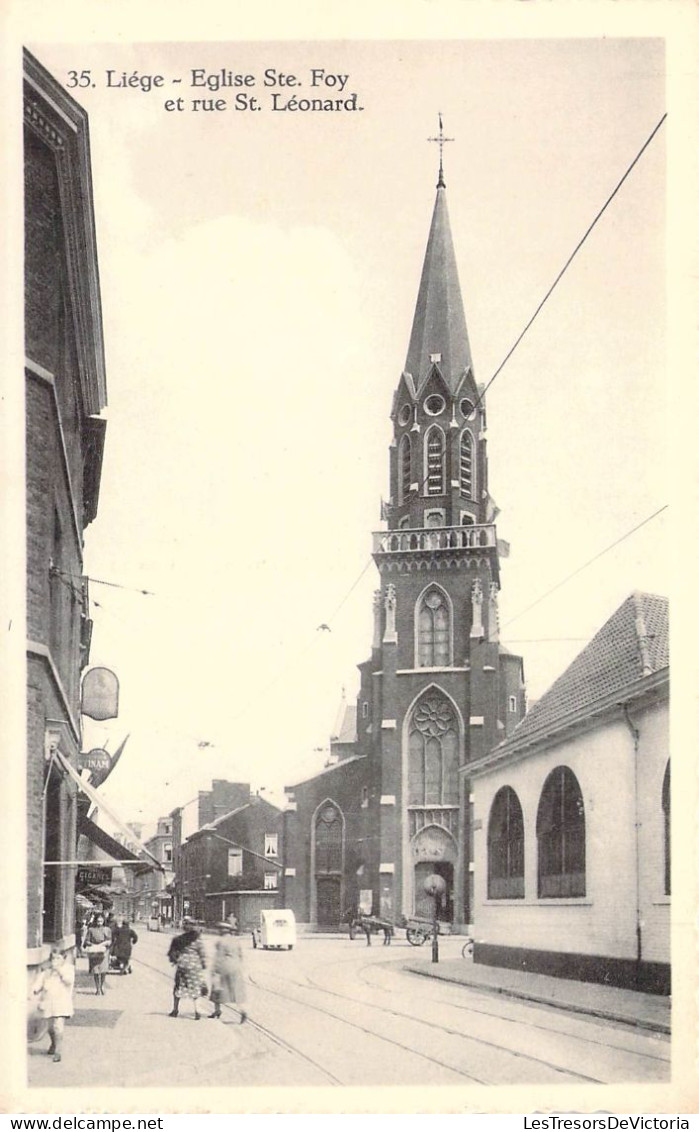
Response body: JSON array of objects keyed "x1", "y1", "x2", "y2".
[
  {"x1": 488, "y1": 786, "x2": 525, "y2": 899},
  {"x1": 407, "y1": 691, "x2": 459, "y2": 807},
  {"x1": 417, "y1": 588, "x2": 451, "y2": 667},
  {"x1": 460, "y1": 431, "x2": 474, "y2": 498},
  {"x1": 315, "y1": 803, "x2": 343, "y2": 874},
  {"x1": 425, "y1": 426, "x2": 445, "y2": 496},
  {"x1": 399, "y1": 434, "x2": 412, "y2": 504},
  {"x1": 662, "y1": 761, "x2": 670, "y2": 896},
  {"x1": 536, "y1": 766, "x2": 585, "y2": 898}
]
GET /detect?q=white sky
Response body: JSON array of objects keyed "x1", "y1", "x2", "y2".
[{"x1": 26, "y1": 37, "x2": 670, "y2": 835}]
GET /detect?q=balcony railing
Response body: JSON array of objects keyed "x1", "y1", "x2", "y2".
[{"x1": 372, "y1": 524, "x2": 497, "y2": 555}]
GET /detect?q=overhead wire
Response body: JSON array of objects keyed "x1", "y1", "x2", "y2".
[
  {"x1": 81, "y1": 112, "x2": 666, "y2": 771},
  {"x1": 501, "y1": 504, "x2": 668, "y2": 628}
]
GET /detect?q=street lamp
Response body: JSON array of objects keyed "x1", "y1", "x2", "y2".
[{"x1": 423, "y1": 873, "x2": 446, "y2": 964}]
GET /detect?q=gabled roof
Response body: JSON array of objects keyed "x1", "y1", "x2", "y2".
[
  {"x1": 404, "y1": 185, "x2": 473, "y2": 393},
  {"x1": 195, "y1": 795, "x2": 280, "y2": 837},
  {"x1": 494, "y1": 592, "x2": 668, "y2": 754}
]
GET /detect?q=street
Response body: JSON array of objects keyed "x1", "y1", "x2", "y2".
[{"x1": 28, "y1": 931, "x2": 670, "y2": 1089}]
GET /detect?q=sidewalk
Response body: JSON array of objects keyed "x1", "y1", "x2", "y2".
[
  {"x1": 403, "y1": 957, "x2": 671, "y2": 1035},
  {"x1": 27, "y1": 945, "x2": 328, "y2": 1089}
]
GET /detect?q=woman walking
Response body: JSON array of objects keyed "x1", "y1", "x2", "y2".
[
  {"x1": 84, "y1": 912, "x2": 111, "y2": 995},
  {"x1": 167, "y1": 918, "x2": 207, "y2": 1020},
  {"x1": 33, "y1": 947, "x2": 75, "y2": 1062},
  {"x1": 209, "y1": 922, "x2": 247, "y2": 1024},
  {"x1": 111, "y1": 917, "x2": 138, "y2": 974}
]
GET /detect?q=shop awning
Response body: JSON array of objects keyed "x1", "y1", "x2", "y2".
[
  {"x1": 55, "y1": 749, "x2": 163, "y2": 871},
  {"x1": 77, "y1": 813, "x2": 155, "y2": 875}
]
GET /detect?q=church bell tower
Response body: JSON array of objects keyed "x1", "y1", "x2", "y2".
[{"x1": 356, "y1": 127, "x2": 525, "y2": 928}]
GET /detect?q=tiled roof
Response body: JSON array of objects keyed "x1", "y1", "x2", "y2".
[{"x1": 498, "y1": 592, "x2": 668, "y2": 751}]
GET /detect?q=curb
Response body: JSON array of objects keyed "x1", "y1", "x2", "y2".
[{"x1": 404, "y1": 964, "x2": 671, "y2": 1036}]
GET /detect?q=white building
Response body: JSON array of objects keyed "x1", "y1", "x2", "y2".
[{"x1": 467, "y1": 592, "x2": 669, "y2": 994}]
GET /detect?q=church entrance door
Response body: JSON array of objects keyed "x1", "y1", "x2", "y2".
[
  {"x1": 413, "y1": 860, "x2": 454, "y2": 921},
  {"x1": 316, "y1": 876, "x2": 342, "y2": 928}
]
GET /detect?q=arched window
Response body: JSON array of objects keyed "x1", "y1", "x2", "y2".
[
  {"x1": 408, "y1": 691, "x2": 459, "y2": 806},
  {"x1": 424, "y1": 426, "x2": 445, "y2": 496},
  {"x1": 536, "y1": 766, "x2": 585, "y2": 898},
  {"x1": 315, "y1": 803, "x2": 343, "y2": 873},
  {"x1": 399, "y1": 434, "x2": 412, "y2": 504},
  {"x1": 460, "y1": 430, "x2": 474, "y2": 498},
  {"x1": 488, "y1": 786, "x2": 525, "y2": 899},
  {"x1": 417, "y1": 587, "x2": 451, "y2": 667},
  {"x1": 662, "y1": 761, "x2": 670, "y2": 896}
]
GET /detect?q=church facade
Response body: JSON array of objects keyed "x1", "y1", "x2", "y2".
[{"x1": 283, "y1": 158, "x2": 525, "y2": 931}]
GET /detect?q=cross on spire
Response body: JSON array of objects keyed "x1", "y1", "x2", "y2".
[{"x1": 427, "y1": 113, "x2": 454, "y2": 188}]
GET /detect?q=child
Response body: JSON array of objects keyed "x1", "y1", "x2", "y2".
[{"x1": 33, "y1": 947, "x2": 75, "y2": 1062}]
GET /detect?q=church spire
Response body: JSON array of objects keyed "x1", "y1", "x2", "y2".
[{"x1": 404, "y1": 119, "x2": 473, "y2": 392}]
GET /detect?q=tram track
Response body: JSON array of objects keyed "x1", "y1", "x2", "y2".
[
  {"x1": 248, "y1": 967, "x2": 606, "y2": 1086},
  {"x1": 353, "y1": 959, "x2": 671, "y2": 1067},
  {"x1": 132, "y1": 952, "x2": 344, "y2": 1086}
]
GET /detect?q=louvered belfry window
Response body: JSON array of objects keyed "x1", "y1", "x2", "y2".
[
  {"x1": 460, "y1": 431, "x2": 474, "y2": 498},
  {"x1": 425, "y1": 427, "x2": 445, "y2": 496},
  {"x1": 488, "y1": 786, "x2": 525, "y2": 899},
  {"x1": 536, "y1": 766, "x2": 585, "y2": 898},
  {"x1": 417, "y1": 588, "x2": 450, "y2": 667},
  {"x1": 399, "y1": 434, "x2": 412, "y2": 504}
]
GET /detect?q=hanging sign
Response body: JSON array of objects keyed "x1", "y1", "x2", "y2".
[
  {"x1": 81, "y1": 667, "x2": 119, "y2": 720},
  {"x1": 76, "y1": 865, "x2": 112, "y2": 887},
  {"x1": 79, "y1": 748, "x2": 111, "y2": 775}
]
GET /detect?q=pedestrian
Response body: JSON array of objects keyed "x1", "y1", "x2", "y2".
[
  {"x1": 84, "y1": 912, "x2": 112, "y2": 995},
  {"x1": 111, "y1": 917, "x2": 138, "y2": 974},
  {"x1": 32, "y1": 947, "x2": 74, "y2": 1062},
  {"x1": 209, "y1": 922, "x2": 247, "y2": 1024},
  {"x1": 167, "y1": 917, "x2": 207, "y2": 1020}
]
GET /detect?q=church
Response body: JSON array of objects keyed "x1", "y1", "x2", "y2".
[{"x1": 282, "y1": 147, "x2": 526, "y2": 932}]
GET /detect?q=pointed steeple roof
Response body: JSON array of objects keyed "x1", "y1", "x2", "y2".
[{"x1": 404, "y1": 180, "x2": 473, "y2": 393}]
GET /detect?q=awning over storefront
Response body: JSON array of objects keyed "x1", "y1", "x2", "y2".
[
  {"x1": 55, "y1": 749, "x2": 163, "y2": 872},
  {"x1": 77, "y1": 813, "x2": 154, "y2": 875}
]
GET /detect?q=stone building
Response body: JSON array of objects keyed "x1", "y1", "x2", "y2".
[
  {"x1": 283, "y1": 156, "x2": 525, "y2": 931},
  {"x1": 469, "y1": 592, "x2": 669, "y2": 993},
  {"x1": 24, "y1": 49, "x2": 107, "y2": 973}
]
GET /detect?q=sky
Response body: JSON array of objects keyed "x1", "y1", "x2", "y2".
[{"x1": 25, "y1": 37, "x2": 669, "y2": 837}]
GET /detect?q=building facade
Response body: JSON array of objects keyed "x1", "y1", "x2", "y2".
[
  {"x1": 284, "y1": 158, "x2": 525, "y2": 931},
  {"x1": 178, "y1": 796, "x2": 283, "y2": 930},
  {"x1": 469, "y1": 592, "x2": 669, "y2": 993},
  {"x1": 128, "y1": 817, "x2": 176, "y2": 922},
  {"x1": 24, "y1": 49, "x2": 107, "y2": 973}
]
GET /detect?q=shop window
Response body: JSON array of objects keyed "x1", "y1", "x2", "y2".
[
  {"x1": 487, "y1": 786, "x2": 524, "y2": 899},
  {"x1": 536, "y1": 766, "x2": 585, "y2": 898}
]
